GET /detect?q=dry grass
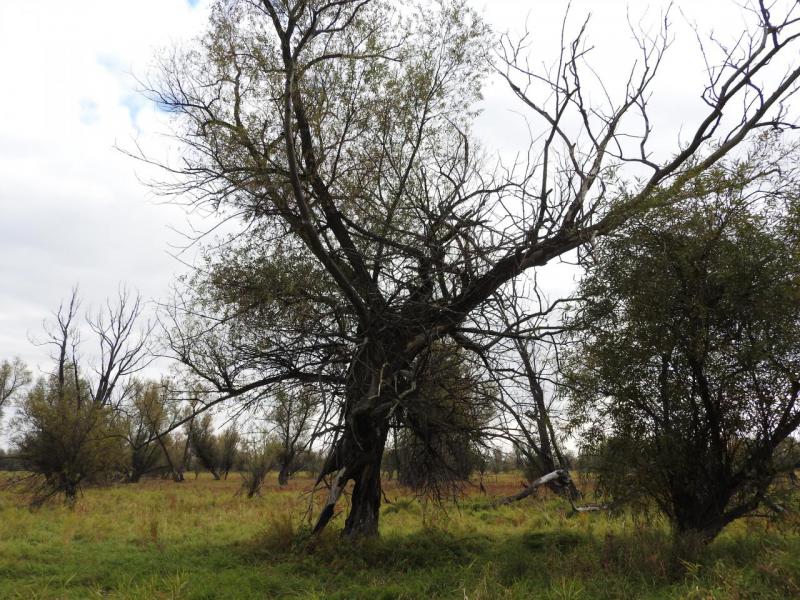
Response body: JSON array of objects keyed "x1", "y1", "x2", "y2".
[{"x1": 0, "y1": 472, "x2": 798, "y2": 598}]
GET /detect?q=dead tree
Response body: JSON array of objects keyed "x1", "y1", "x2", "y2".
[{"x1": 474, "y1": 279, "x2": 582, "y2": 502}]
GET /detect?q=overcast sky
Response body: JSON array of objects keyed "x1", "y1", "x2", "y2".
[{"x1": 0, "y1": 0, "x2": 768, "y2": 382}]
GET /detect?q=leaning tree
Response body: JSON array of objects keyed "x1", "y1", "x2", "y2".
[{"x1": 146, "y1": 0, "x2": 800, "y2": 537}]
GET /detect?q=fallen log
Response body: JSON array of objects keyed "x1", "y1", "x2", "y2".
[
  {"x1": 492, "y1": 469, "x2": 608, "y2": 513},
  {"x1": 492, "y1": 470, "x2": 571, "y2": 507}
]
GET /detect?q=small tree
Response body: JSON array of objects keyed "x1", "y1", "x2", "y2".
[
  {"x1": 239, "y1": 436, "x2": 281, "y2": 498},
  {"x1": 15, "y1": 373, "x2": 125, "y2": 505},
  {"x1": 123, "y1": 380, "x2": 172, "y2": 483},
  {"x1": 567, "y1": 183, "x2": 800, "y2": 544},
  {"x1": 12, "y1": 288, "x2": 150, "y2": 505},
  {"x1": 217, "y1": 426, "x2": 240, "y2": 479},
  {"x1": 270, "y1": 386, "x2": 317, "y2": 486},
  {"x1": 0, "y1": 358, "x2": 30, "y2": 427},
  {"x1": 187, "y1": 413, "x2": 221, "y2": 480},
  {"x1": 137, "y1": 381, "x2": 188, "y2": 482}
]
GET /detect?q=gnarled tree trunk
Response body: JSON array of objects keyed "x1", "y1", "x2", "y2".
[
  {"x1": 277, "y1": 462, "x2": 290, "y2": 487},
  {"x1": 313, "y1": 338, "x2": 405, "y2": 537}
]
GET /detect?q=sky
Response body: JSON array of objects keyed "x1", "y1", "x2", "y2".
[{"x1": 0, "y1": 0, "x2": 780, "y2": 407}]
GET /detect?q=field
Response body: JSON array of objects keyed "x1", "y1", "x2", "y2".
[{"x1": 1, "y1": 473, "x2": 799, "y2": 599}]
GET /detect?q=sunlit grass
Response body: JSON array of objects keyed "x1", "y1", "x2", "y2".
[{"x1": 1, "y1": 472, "x2": 798, "y2": 598}]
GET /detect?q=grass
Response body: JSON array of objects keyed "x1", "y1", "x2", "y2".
[{"x1": 1, "y1": 472, "x2": 799, "y2": 599}]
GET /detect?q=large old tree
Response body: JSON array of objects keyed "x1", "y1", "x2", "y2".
[{"x1": 148, "y1": 0, "x2": 800, "y2": 537}]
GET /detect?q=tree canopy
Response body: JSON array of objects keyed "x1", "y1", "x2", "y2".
[
  {"x1": 144, "y1": 0, "x2": 800, "y2": 537},
  {"x1": 567, "y1": 169, "x2": 800, "y2": 542}
]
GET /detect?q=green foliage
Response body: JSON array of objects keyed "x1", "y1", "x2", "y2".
[
  {"x1": 567, "y1": 188, "x2": 800, "y2": 540},
  {"x1": 187, "y1": 414, "x2": 221, "y2": 480},
  {"x1": 238, "y1": 437, "x2": 282, "y2": 498},
  {"x1": 14, "y1": 371, "x2": 126, "y2": 505},
  {"x1": 217, "y1": 426, "x2": 240, "y2": 479},
  {"x1": 390, "y1": 343, "x2": 495, "y2": 496},
  {"x1": 123, "y1": 381, "x2": 172, "y2": 483},
  {"x1": 0, "y1": 357, "x2": 30, "y2": 424}
]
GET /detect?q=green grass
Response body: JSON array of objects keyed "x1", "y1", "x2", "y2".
[{"x1": 1, "y1": 473, "x2": 799, "y2": 599}]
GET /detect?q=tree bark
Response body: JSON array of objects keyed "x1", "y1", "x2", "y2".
[
  {"x1": 313, "y1": 417, "x2": 390, "y2": 537},
  {"x1": 492, "y1": 470, "x2": 571, "y2": 507},
  {"x1": 343, "y1": 455, "x2": 384, "y2": 537},
  {"x1": 278, "y1": 463, "x2": 290, "y2": 486},
  {"x1": 313, "y1": 341, "x2": 400, "y2": 537}
]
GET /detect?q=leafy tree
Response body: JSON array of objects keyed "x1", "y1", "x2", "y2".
[
  {"x1": 12, "y1": 288, "x2": 150, "y2": 505},
  {"x1": 188, "y1": 413, "x2": 221, "y2": 480},
  {"x1": 567, "y1": 183, "x2": 800, "y2": 544},
  {"x1": 15, "y1": 372, "x2": 125, "y2": 505},
  {"x1": 134, "y1": 380, "x2": 190, "y2": 482},
  {"x1": 0, "y1": 358, "x2": 30, "y2": 426},
  {"x1": 239, "y1": 436, "x2": 281, "y2": 498},
  {"x1": 148, "y1": 0, "x2": 800, "y2": 537},
  {"x1": 217, "y1": 426, "x2": 240, "y2": 479},
  {"x1": 122, "y1": 380, "x2": 172, "y2": 483},
  {"x1": 269, "y1": 386, "x2": 320, "y2": 486}
]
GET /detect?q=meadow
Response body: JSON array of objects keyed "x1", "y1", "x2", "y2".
[{"x1": 1, "y1": 473, "x2": 799, "y2": 599}]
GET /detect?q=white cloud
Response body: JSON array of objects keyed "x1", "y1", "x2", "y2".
[
  {"x1": 0, "y1": 0, "x2": 211, "y2": 372},
  {"x1": 0, "y1": 0, "x2": 792, "y2": 433}
]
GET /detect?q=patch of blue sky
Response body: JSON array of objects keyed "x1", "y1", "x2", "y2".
[
  {"x1": 187, "y1": 0, "x2": 200, "y2": 7},
  {"x1": 79, "y1": 98, "x2": 99, "y2": 125},
  {"x1": 97, "y1": 53, "x2": 124, "y2": 73},
  {"x1": 121, "y1": 94, "x2": 146, "y2": 131},
  {"x1": 96, "y1": 55, "x2": 148, "y2": 130}
]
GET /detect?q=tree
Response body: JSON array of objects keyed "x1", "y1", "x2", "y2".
[
  {"x1": 188, "y1": 413, "x2": 222, "y2": 480},
  {"x1": 135, "y1": 380, "x2": 189, "y2": 482},
  {"x1": 0, "y1": 358, "x2": 30, "y2": 426},
  {"x1": 269, "y1": 386, "x2": 318, "y2": 486},
  {"x1": 218, "y1": 425, "x2": 241, "y2": 479},
  {"x1": 15, "y1": 372, "x2": 125, "y2": 505},
  {"x1": 122, "y1": 380, "x2": 173, "y2": 483},
  {"x1": 566, "y1": 179, "x2": 800, "y2": 544},
  {"x1": 148, "y1": 0, "x2": 800, "y2": 537},
  {"x1": 13, "y1": 288, "x2": 150, "y2": 505},
  {"x1": 470, "y1": 279, "x2": 581, "y2": 502},
  {"x1": 391, "y1": 343, "x2": 494, "y2": 497},
  {"x1": 239, "y1": 436, "x2": 281, "y2": 498}
]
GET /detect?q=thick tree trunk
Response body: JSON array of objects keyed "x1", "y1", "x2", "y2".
[
  {"x1": 312, "y1": 418, "x2": 389, "y2": 537},
  {"x1": 312, "y1": 333, "x2": 413, "y2": 538},
  {"x1": 673, "y1": 506, "x2": 729, "y2": 547},
  {"x1": 343, "y1": 444, "x2": 385, "y2": 538},
  {"x1": 278, "y1": 463, "x2": 290, "y2": 486}
]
